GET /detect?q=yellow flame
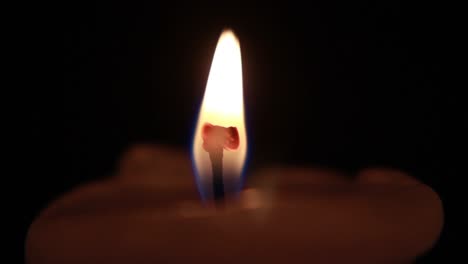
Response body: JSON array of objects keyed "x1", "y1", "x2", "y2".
[{"x1": 192, "y1": 29, "x2": 247, "y2": 196}]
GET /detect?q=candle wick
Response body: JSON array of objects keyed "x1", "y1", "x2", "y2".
[
  {"x1": 202, "y1": 122, "x2": 240, "y2": 203},
  {"x1": 209, "y1": 147, "x2": 224, "y2": 202}
]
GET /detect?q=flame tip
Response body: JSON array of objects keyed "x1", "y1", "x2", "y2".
[
  {"x1": 220, "y1": 29, "x2": 239, "y2": 41},
  {"x1": 222, "y1": 27, "x2": 234, "y2": 33}
]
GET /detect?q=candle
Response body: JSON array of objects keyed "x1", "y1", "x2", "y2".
[
  {"x1": 26, "y1": 145, "x2": 443, "y2": 263},
  {"x1": 26, "y1": 30, "x2": 443, "y2": 263}
]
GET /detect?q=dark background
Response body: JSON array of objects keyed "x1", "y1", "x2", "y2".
[{"x1": 22, "y1": 1, "x2": 461, "y2": 263}]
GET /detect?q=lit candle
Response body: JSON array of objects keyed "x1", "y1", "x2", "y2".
[{"x1": 26, "y1": 29, "x2": 443, "y2": 264}]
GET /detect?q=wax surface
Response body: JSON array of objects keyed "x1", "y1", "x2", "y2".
[{"x1": 26, "y1": 145, "x2": 443, "y2": 264}]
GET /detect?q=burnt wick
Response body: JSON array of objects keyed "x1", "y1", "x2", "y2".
[{"x1": 202, "y1": 123, "x2": 239, "y2": 201}]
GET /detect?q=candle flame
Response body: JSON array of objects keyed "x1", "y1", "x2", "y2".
[{"x1": 192, "y1": 29, "x2": 248, "y2": 201}]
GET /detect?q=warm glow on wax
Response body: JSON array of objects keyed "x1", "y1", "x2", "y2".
[{"x1": 192, "y1": 29, "x2": 248, "y2": 199}]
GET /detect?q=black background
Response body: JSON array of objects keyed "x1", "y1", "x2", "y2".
[{"x1": 21, "y1": 1, "x2": 461, "y2": 263}]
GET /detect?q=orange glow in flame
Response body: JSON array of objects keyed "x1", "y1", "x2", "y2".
[{"x1": 192, "y1": 29, "x2": 248, "y2": 199}]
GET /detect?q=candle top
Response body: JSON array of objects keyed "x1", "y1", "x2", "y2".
[{"x1": 26, "y1": 145, "x2": 443, "y2": 264}]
